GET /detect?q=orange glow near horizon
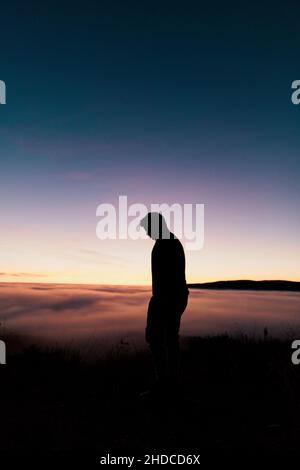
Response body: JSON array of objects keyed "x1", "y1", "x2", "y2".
[{"x1": 1, "y1": 208, "x2": 300, "y2": 285}]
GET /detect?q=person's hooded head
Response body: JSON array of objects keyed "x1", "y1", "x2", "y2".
[{"x1": 140, "y1": 212, "x2": 171, "y2": 240}]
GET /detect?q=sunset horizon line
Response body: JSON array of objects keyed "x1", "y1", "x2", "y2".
[{"x1": 1, "y1": 277, "x2": 300, "y2": 287}]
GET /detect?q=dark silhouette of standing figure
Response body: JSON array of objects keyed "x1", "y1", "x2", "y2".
[{"x1": 140, "y1": 212, "x2": 189, "y2": 395}]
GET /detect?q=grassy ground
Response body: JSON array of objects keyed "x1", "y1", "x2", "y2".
[{"x1": 0, "y1": 333, "x2": 300, "y2": 452}]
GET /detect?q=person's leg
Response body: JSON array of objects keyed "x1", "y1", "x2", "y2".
[
  {"x1": 166, "y1": 296, "x2": 188, "y2": 387},
  {"x1": 145, "y1": 297, "x2": 168, "y2": 387},
  {"x1": 166, "y1": 315, "x2": 181, "y2": 384},
  {"x1": 149, "y1": 341, "x2": 168, "y2": 386}
]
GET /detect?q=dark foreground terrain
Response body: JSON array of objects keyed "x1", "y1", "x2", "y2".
[{"x1": 1, "y1": 332, "x2": 300, "y2": 459}]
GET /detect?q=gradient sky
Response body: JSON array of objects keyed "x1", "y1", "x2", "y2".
[{"x1": 0, "y1": 0, "x2": 300, "y2": 284}]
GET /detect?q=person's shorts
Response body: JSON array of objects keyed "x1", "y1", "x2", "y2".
[{"x1": 145, "y1": 294, "x2": 189, "y2": 345}]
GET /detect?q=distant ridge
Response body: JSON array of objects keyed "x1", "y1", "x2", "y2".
[{"x1": 188, "y1": 280, "x2": 300, "y2": 292}]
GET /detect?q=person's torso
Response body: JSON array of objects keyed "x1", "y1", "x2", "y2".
[{"x1": 151, "y1": 238, "x2": 188, "y2": 299}]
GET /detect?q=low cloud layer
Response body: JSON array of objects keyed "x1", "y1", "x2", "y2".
[{"x1": 0, "y1": 284, "x2": 300, "y2": 350}]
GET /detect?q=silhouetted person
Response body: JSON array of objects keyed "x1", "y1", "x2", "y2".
[{"x1": 140, "y1": 212, "x2": 189, "y2": 396}]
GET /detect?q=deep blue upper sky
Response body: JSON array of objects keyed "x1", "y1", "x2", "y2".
[{"x1": 1, "y1": 1, "x2": 300, "y2": 169}]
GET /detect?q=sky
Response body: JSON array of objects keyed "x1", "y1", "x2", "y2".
[{"x1": 0, "y1": 0, "x2": 300, "y2": 284}]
